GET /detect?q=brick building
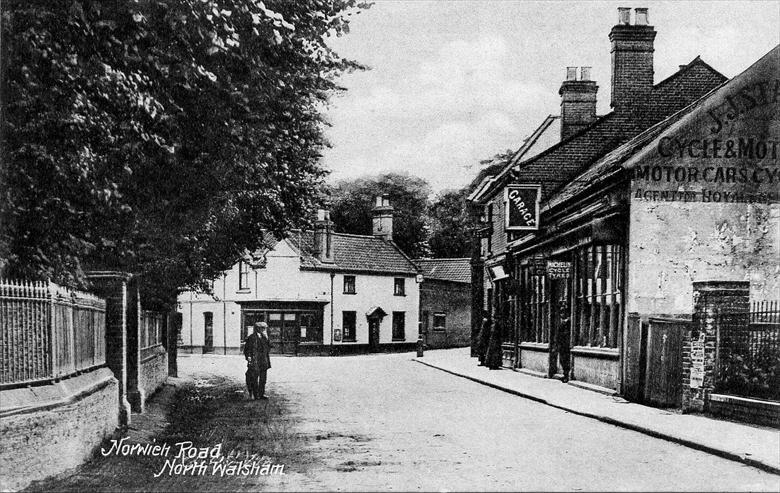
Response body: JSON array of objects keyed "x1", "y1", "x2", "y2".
[
  {"x1": 468, "y1": 7, "x2": 734, "y2": 391},
  {"x1": 416, "y1": 258, "x2": 472, "y2": 349}
]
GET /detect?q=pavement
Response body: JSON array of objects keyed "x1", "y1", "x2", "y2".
[{"x1": 416, "y1": 347, "x2": 780, "y2": 474}]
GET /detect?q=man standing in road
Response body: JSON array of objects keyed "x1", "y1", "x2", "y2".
[{"x1": 244, "y1": 321, "x2": 272, "y2": 400}]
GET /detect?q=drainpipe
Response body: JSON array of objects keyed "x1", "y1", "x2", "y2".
[
  {"x1": 189, "y1": 293, "x2": 193, "y2": 353},
  {"x1": 223, "y1": 273, "x2": 227, "y2": 355},
  {"x1": 330, "y1": 272, "x2": 335, "y2": 355}
]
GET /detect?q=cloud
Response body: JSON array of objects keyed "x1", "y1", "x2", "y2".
[{"x1": 324, "y1": 35, "x2": 556, "y2": 192}]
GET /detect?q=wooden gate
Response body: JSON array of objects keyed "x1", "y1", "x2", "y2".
[{"x1": 623, "y1": 314, "x2": 688, "y2": 407}]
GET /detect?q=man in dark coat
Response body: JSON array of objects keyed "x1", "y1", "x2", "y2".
[
  {"x1": 556, "y1": 304, "x2": 572, "y2": 383},
  {"x1": 244, "y1": 321, "x2": 272, "y2": 400}
]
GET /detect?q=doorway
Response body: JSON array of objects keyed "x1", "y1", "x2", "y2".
[
  {"x1": 203, "y1": 312, "x2": 214, "y2": 354},
  {"x1": 368, "y1": 318, "x2": 380, "y2": 352}
]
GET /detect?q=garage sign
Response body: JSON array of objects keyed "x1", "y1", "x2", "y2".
[{"x1": 505, "y1": 185, "x2": 541, "y2": 231}]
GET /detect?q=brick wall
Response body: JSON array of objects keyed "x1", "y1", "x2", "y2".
[
  {"x1": 137, "y1": 346, "x2": 168, "y2": 412},
  {"x1": 708, "y1": 393, "x2": 780, "y2": 428},
  {"x1": 0, "y1": 368, "x2": 118, "y2": 491},
  {"x1": 682, "y1": 281, "x2": 749, "y2": 413},
  {"x1": 420, "y1": 280, "x2": 471, "y2": 349}
]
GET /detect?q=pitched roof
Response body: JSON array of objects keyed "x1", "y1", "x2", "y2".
[
  {"x1": 415, "y1": 258, "x2": 471, "y2": 283},
  {"x1": 545, "y1": 46, "x2": 776, "y2": 212},
  {"x1": 471, "y1": 57, "x2": 727, "y2": 204},
  {"x1": 283, "y1": 230, "x2": 420, "y2": 275},
  {"x1": 468, "y1": 115, "x2": 560, "y2": 202}
]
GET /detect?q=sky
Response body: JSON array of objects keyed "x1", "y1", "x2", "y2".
[{"x1": 322, "y1": 0, "x2": 780, "y2": 195}]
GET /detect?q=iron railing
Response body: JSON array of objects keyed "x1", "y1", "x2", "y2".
[
  {"x1": 716, "y1": 301, "x2": 780, "y2": 401},
  {"x1": 0, "y1": 279, "x2": 106, "y2": 387}
]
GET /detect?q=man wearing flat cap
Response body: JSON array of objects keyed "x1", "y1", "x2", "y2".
[{"x1": 244, "y1": 321, "x2": 273, "y2": 400}]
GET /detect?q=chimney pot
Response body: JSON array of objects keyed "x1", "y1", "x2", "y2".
[
  {"x1": 618, "y1": 7, "x2": 631, "y2": 25},
  {"x1": 372, "y1": 195, "x2": 394, "y2": 240},
  {"x1": 635, "y1": 8, "x2": 649, "y2": 25},
  {"x1": 559, "y1": 70, "x2": 598, "y2": 140},
  {"x1": 609, "y1": 7, "x2": 656, "y2": 109},
  {"x1": 314, "y1": 209, "x2": 334, "y2": 263}
]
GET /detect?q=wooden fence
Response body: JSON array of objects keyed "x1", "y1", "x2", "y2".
[{"x1": 0, "y1": 279, "x2": 106, "y2": 387}]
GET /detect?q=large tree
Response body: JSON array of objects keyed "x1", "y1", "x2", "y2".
[
  {"x1": 327, "y1": 172, "x2": 431, "y2": 258},
  {"x1": 1, "y1": 0, "x2": 368, "y2": 306}
]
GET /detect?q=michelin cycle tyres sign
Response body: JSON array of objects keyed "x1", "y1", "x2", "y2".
[{"x1": 505, "y1": 185, "x2": 542, "y2": 231}]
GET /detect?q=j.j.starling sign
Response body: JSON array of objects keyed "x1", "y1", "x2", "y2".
[{"x1": 504, "y1": 185, "x2": 542, "y2": 231}]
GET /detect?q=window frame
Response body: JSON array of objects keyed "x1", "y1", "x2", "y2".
[
  {"x1": 342, "y1": 311, "x2": 357, "y2": 342},
  {"x1": 238, "y1": 261, "x2": 250, "y2": 291},
  {"x1": 393, "y1": 277, "x2": 406, "y2": 296},
  {"x1": 432, "y1": 312, "x2": 446, "y2": 331},
  {"x1": 343, "y1": 275, "x2": 356, "y2": 295},
  {"x1": 573, "y1": 244, "x2": 623, "y2": 349}
]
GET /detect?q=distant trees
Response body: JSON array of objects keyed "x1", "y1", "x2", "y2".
[
  {"x1": 328, "y1": 172, "x2": 432, "y2": 258},
  {"x1": 326, "y1": 152, "x2": 514, "y2": 260},
  {"x1": 427, "y1": 188, "x2": 474, "y2": 258},
  {"x1": 1, "y1": 0, "x2": 369, "y2": 305}
]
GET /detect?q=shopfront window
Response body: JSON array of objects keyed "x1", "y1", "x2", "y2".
[
  {"x1": 520, "y1": 270, "x2": 549, "y2": 344},
  {"x1": 574, "y1": 244, "x2": 623, "y2": 348}
]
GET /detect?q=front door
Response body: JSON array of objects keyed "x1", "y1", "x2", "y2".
[
  {"x1": 281, "y1": 313, "x2": 298, "y2": 355},
  {"x1": 368, "y1": 318, "x2": 380, "y2": 352},
  {"x1": 203, "y1": 312, "x2": 214, "y2": 354}
]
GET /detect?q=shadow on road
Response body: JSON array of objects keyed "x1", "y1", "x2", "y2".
[{"x1": 24, "y1": 376, "x2": 310, "y2": 492}]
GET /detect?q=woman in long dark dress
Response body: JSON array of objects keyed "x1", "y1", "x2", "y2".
[
  {"x1": 485, "y1": 316, "x2": 504, "y2": 370},
  {"x1": 476, "y1": 311, "x2": 491, "y2": 366}
]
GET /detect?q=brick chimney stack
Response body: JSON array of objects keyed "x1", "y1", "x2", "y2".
[
  {"x1": 372, "y1": 195, "x2": 394, "y2": 241},
  {"x1": 559, "y1": 66, "x2": 598, "y2": 140},
  {"x1": 609, "y1": 7, "x2": 656, "y2": 109},
  {"x1": 314, "y1": 209, "x2": 334, "y2": 263}
]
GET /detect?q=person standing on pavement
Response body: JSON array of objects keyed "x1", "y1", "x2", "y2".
[
  {"x1": 485, "y1": 314, "x2": 504, "y2": 370},
  {"x1": 556, "y1": 304, "x2": 572, "y2": 382},
  {"x1": 476, "y1": 310, "x2": 491, "y2": 366},
  {"x1": 244, "y1": 321, "x2": 272, "y2": 400}
]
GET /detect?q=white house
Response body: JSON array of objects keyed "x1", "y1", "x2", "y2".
[{"x1": 177, "y1": 197, "x2": 421, "y2": 355}]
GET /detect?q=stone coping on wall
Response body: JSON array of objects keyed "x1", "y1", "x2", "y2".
[
  {"x1": 571, "y1": 346, "x2": 620, "y2": 358},
  {"x1": 0, "y1": 367, "x2": 117, "y2": 417},
  {"x1": 710, "y1": 393, "x2": 780, "y2": 411},
  {"x1": 141, "y1": 344, "x2": 167, "y2": 364},
  {"x1": 519, "y1": 342, "x2": 549, "y2": 351}
]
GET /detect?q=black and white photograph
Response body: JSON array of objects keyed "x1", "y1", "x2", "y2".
[{"x1": 1, "y1": 0, "x2": 779, "y2": 491}]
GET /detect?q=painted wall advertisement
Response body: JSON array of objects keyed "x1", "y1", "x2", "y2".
[{"x1": 629, "y1": 50, "x2": 779, "y2": 204}]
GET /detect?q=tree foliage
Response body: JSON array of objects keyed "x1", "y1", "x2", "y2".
[
  {"x1": 327, "y1": 172, "x2": 431, "y2": 258},
  {"x1": 427, "y1": 188, "x2": 475, "y2": 258},
  {"x1": 1, "y1": 0, "x2": 369, "y2": 306},
  {"x1": 426, "y1": 150, "x2": 514, "y2": 258}
]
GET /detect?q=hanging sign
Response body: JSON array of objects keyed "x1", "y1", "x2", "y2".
[
  {"x1": 505, "y1": 185, "x2": 542, "y2": 230},
  {"x1": 547, "y1": 261, "x2": 572, "y2": 279},
  {"x1": 530, "y1": 258, "x2": 547, "y2": 276}
]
